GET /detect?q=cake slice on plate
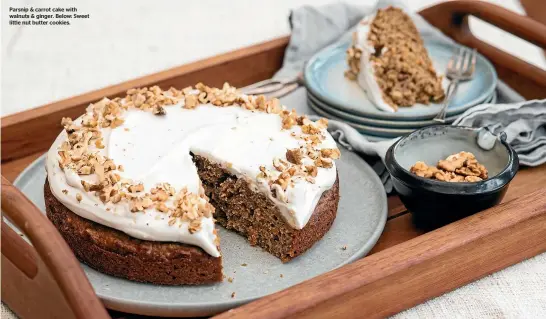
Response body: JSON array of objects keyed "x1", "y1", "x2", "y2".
[{"x1": 345, "y1": 7, "x2": 445, "y2": 112}]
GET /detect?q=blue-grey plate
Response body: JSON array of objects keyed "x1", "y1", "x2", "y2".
[
  {"x1": 5, "y1": 148, "x2": 387, "y2": 317},
  {"x1": 308, "y1": 98, "x2": 414, "y2": 138},
  {"x1": 308, "y1": 90, "x2": 496, "y2": 129},
  {"x1": 304, "y1": 40, "x2": 497, "y2": 121}
]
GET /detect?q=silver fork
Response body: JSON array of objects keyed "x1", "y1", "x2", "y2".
[
  {"x1": 433, "y1": 47, "x2": 477, "y2": 123},
  {"x1": 240, "y1": 73, "x2": 303, "y2": 98}
]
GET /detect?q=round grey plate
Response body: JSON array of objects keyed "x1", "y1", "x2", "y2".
[
  {"x1": 308, "y1": 93, "x2": 497, "y2": 139},
  {"x1": 308, "y1": 99, "x2": 414, "y2": 138},
  {"x1": 9, "y1": 148, "x2": 387, "y2": 317},
  {"x1": 308, "y1": 91, "x2": 495, "y2": 129}
]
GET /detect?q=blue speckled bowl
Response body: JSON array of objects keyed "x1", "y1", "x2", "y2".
[{"x1": 385, "y1": 125, "x2": 519, "y2": 230}]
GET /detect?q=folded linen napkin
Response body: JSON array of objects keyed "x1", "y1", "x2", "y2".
[
  {"x1": 275, "y1": 0, "x2": 545, "y2": 192},
  {"x1": 454, "y1": 99, "x2": 546, "y2": 166}
]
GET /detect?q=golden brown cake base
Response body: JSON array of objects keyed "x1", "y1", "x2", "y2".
[
  {"x1": 44, "y1": 156, "x2": 339, "y2": 284},
  {"x1": 44, "y1": 180, "x2": 223, "y2": 285}
]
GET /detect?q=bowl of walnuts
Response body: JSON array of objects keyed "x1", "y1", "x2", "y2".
[{"x1": 385, "y1": 125, "x2": 519, "y2": 230}]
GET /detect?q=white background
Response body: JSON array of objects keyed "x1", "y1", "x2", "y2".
[{"x1": 1, "y1": 0, "x2": 545, "y2": 116}]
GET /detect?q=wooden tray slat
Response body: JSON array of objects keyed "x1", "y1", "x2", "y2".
[{"x1": 419, "y1": 0, "x2": 546, "y2": 99}]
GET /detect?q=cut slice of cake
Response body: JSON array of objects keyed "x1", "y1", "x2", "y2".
[
  {"x1": 45, "y1": 83, "x2": 340, "y2": 285},
  {"x1": 345, "y1": 7, "x2": 445, "y2": 112}
]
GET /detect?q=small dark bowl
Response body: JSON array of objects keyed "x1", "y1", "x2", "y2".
[{"x1": 385, "y1": 125, "x2": 519, "y2": 231}]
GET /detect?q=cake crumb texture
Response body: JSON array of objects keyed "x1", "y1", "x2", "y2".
[
  {"x1": 193, "y1": 155, "x2": 339, "y2": 262},
  {"x1": 369, "y1": 7, "x2": 445, "y2": 108},
  {"x1": 346, "y1": 7, "x2": 445, "y2": 110}
]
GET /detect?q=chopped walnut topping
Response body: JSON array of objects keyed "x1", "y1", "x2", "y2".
[
  {"x1": 78, "y1": 165, "x2": 92, "y2": 175},
  {"x1": 156, "y1": 203, "x2": 169, "y2": 213},
  {"x1": 315, "y1": 157, "x2": 333, "y2": 169},
  {"x1": 95, "y1": 138, "x2": 105, "y2": 149},
  {"x1": 316, "y1": 118, "x2": 329, "y2": 129},
  {"x1": 410, "y1": 152, "x2": 488, "y2": 183},
  {"x1": 272, "y1": 158, "x2": 287, "y2": 172},
  {"x1": 151, "y1": 189, "x2": 169, "y2": 202},
  {"x1": 130, "y1": 196, "x2": 153, "y2": 212},
  {"x1": 257, "y1": 165, "x2": 270, "y2": 179},
  {"x1": 128, "y1": 183, "x2": 144, "y2": 193},
  {"x1": 286, "y1": 148, "x2": 303, "y2": 165},
  {"x1": 306, "y1": 165, "x2": 318, "y2": 177},
  {"x1": 320, "y1": 148, "x2": 341, "y2": 159},
  {"x1": 76, "y1": 193, "x2": 83, "y2": 202},
  {"x1": 280, "y1": 109, "x2": 298, "y2": 129},
  {"x1": 167, "y1": 187, "x2": 215, "y2": 233},
  {"x1": 56, "y1": 83, "x2": 340, "y2": 238},
  {"x1": 153, "y1": 105, "x2": 166, "y2": 115},
  {"x1": 189, "y1": 219, "x2": 202, "y2": 234},
  {"x1": 301, "y1": 123, "x2": 321, "y2": 135},
  {"x1": 184, "y1": 95, "x2": 198, "y2": 109},
  {"x1": 273, "y1": 171, "x2": 291, "y2": 191}
]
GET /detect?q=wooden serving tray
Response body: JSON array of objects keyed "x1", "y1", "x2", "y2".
[{"x1": 2, "y1": 1, "x2": 546, "y2": 318}]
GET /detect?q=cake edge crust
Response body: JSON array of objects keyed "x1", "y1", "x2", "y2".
[
  {"x1": 44, "y1": 173, "x2": 339, "y2": 285},
  {"x1": 44, "y1": 179, "x2": 223, "y2": 285}
]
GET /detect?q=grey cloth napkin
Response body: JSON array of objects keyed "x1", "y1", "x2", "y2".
[
  {"x1": 274, "y1": 0, "x2": 545, "y2": 192},
  {"x1": 454, "y1": 100, "x2": 546, "y2": 166}
]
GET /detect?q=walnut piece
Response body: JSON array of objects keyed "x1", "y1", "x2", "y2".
[
  {"x1": 437, "y1": 152, "x2": 475, "y2": 172},
  {"x1": 410, "y1": 161, "x2": 439, "y2": 178},
  {"x1": 286, "y1": 148, "x2": 303, "y2": 165},
  {"x1": 410, "y1": 152, "x2": 488, "y2": 183}
]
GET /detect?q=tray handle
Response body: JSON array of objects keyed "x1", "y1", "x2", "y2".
[
  {"x1": 419, "y1": 0, "x2": 546, "y2": 99},
  {"x1": 1, "y1": 175, "x2": 109, "y2": 319}
]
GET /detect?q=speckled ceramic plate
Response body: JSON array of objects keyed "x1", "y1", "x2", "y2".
[
  {"x1": 308, "y1": 91, "x2": 496, "y2": 129},
  {"x1": 308, "y1": 92, "x2": 455, "y2": 128},
  {"x1": 304, "y1": 40, "x2": 497, "y2": 121},
  {"x1": 6, "y1": 147, "x2": 387, "y2": 317},
  {"x1": 308, "y1": 98, "x2": 414, "y2": 138}
]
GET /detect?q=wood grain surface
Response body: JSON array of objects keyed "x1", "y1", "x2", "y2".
[
  {"x1": 2, "y1": 177, "x2": 109, "y2": 319},
  {"x1": 2, "y1": 1, "x2": 546, "y2": 318},
  {"x1": 419, "y1": 0, "x2": 546, "y2": 99}
]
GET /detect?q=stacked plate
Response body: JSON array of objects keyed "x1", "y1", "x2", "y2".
[{"x1": 304, "y1": 40, "x2": 498, "y2": 141}]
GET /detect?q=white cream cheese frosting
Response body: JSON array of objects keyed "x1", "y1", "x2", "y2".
[
  {"x1": 353, "y1": 14, "x2": 395, "y2": 113},
  {"x1": 46, "y1": 86, "x2": 338, "y2": 257}
]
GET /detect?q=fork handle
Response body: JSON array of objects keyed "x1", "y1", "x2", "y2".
[{"x1": 433, "y1": 79, "x2": 460, "y2": 123}]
